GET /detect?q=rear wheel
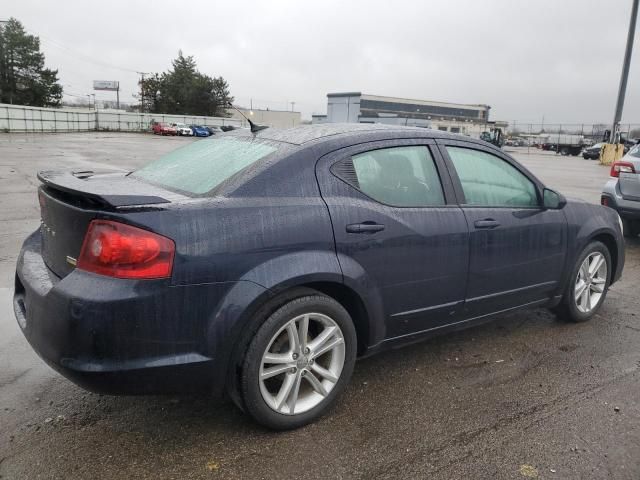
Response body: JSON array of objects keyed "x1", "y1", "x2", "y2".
[
  {"x1": 560, "y1": 147, "x2": 569, "y2": 155},
  {"x1": 553, "y1": 241, "x2": 611, "y2": 322},
  {"x1": 238, "y1": 292, "x2": 357, "y2": 430}
]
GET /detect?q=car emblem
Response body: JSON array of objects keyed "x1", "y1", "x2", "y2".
[{"x1": 40, "y1": 220, "x2": 56, "y2": 237}]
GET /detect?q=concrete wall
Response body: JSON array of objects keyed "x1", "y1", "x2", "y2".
[{"x1": 0, "y1": 103, "x2": 242, "y2": 133}]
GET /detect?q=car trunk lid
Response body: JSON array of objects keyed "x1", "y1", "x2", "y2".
[{"x1": 37, "y1": 169, "x2": 180, "y2": 278}]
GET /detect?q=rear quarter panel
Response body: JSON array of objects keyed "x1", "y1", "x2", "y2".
[{"x1": 96, "y1": 147, "x2": 343, "y2": 387}]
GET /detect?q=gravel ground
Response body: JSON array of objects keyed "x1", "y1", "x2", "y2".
[{"x1": 1, "y1": 134, "x2": 639, "y2": 480}]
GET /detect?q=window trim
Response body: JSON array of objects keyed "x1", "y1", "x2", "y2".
[
  {"x1": 436, "y1": 139, "x2": 544, "y2": 209},
  {"x1": 329, "y1": 142, "x2": 452, "y2": 209}
]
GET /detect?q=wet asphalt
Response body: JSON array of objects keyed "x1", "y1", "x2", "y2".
[{"x1": 0, "y1": 133, "x2": 639, "y2": 480}]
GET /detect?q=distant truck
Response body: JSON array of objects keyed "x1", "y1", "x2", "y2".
[
  {"x1": 480, "y1": 128, "x2": 504, "y2": 148},
  {"x1": 541, "y1": 134, "x2": 585, "y2": 156}
]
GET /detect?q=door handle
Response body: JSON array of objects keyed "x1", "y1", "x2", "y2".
[
  {"x1": 474, "y1": 219, "x2": 500, "y2": 229},
  {"x1": 346, "y1": 222, "x2": 385, "y2": 234}
]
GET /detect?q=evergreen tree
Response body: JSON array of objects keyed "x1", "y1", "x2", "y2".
[
  {"x1": 0, "y1": 18, "x2": 62, "y2": 107},
  {"x1": 139, "y1": 51, "x2": 233, "y2": 116}
]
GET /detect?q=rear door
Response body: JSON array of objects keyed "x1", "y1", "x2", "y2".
[
  {"x1": 316, "y1": 139, "x2": 469, "y2": 339},
  {"x1": 438, "y1": 140, "x2": 567, "y2": 317}
]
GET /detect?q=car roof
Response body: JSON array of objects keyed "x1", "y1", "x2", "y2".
[{"x1": 242, "y1": 123, "x2": 485, "y2": 147}]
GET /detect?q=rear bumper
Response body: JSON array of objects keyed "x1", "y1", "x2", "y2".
[
  {"x1": 602, "y1": 178, "x2": 640, "y2": 220},
  {"x1": 14, "y1": 230, "x2": 261, "y2": 395}
]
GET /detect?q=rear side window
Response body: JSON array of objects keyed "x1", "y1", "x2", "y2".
[
  {"x1": 132, "y1": 137, "x2": 277, "y2": 195},
  {"x1": 345, "y1": 146, "x2": 445, "y2": 207},
  {"x1": 446, "y1": 146, "x2": 538, "y2": 207}
]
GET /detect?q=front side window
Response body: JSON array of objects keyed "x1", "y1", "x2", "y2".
[
  {"x1": 132, "y1": 137, "x2": 278, "y2": 195},
  {"x1": 349, "y1": 146, "x2": 445, "y2": 207},
  {"x1": 446, "y1": 146, "x2": 538, "y2": 207}
]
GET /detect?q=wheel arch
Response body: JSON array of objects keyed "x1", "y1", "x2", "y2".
[
  {"x1": 222, "y1": 274, "x2": 376, "y2": 405},
  {"x1": 590, "y1": 231, "x2": 619, "y2": 283}
]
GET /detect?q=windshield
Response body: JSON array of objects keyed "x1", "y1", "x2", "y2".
[
  {"x1": 628, "y1": 144, "x2": 640, "y2": 158},
  {"x1": 132, "y1": 137, "x2": 278, "y2": 195}
]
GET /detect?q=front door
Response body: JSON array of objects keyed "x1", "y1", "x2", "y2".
[
  {"x1": 439, "y1": 141, "x2": 567, "y2": 317},
  {"x1": 316, "y1": 139, "x2": 469, "y2": 339}
]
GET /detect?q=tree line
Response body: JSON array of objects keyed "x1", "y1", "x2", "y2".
[{"x1": 1, "y1": 18, "x2": 233, "y2": 116}]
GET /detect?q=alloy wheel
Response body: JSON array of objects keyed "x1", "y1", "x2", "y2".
[
  {"x1": 574, "y1": 252, "x2": 607, "y2": 313},
  {"x1": 259, "y1": 313, "x2": 345, "y2": 415}
]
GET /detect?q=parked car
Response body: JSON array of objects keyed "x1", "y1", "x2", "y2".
[
  {"x1": 206, "y1": 125, "x2": 223, "y2": 135},
  {"x1": 583, "y1": 143, "x2": 603, "y2": 160},
  {"x1": 190, "y1": 125, "x2": 210, "y2": 137},
  {"x1": 171, "y1": 123, "x2": 194, "y2": 136},
  {"x1": 602, "y1": 143, "x2": 640, "y2": 237},
  {"x1": 15, "y1": 124, "x2": 624, "y2": 430},
  {"x1": 151, "y1": 122, "x2": 177, "y2": 136}
]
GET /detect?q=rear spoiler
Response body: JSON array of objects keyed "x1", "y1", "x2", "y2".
[{"x1": 37, "y1": 170, "x2": 172, "y2": 207}]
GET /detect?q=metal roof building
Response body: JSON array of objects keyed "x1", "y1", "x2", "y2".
[{"x1": 312, "y1": 92, "x2": 506, "y2": 138}]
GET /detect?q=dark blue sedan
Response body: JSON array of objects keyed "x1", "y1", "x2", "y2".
[{"x1": 14, "y1": 124, "x2": 624, "y2": 429}]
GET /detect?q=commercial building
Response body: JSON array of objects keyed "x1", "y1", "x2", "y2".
[
  {"x1": 312, "y1": 92, "x2": 507, "y2": 138},
  {"x1": 226, "y1": 107, "x2": 301, "y2": 129}
]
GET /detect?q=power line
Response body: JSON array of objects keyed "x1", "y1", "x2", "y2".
[{"x1": 30, "y1": 29, "x2": 141, "y2": 73}]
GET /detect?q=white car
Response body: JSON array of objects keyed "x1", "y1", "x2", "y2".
[{"x1": 172, "y1": 123, "x2": 193, "y2": 136}]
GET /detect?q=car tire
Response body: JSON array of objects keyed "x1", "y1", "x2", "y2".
[
  {"x1": 553, "y1": 241, "x2": 611, "y2": 323},
  {"x1": 238, "y1": 291, "x2": 357, "y2": 430}
]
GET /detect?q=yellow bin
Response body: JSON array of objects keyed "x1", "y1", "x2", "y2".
[{"x1": 599, "y1": 143, "x2": 625, "y2": 166}]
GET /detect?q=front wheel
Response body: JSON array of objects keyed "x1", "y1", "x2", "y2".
[
  {"x1": 622, "y1": 218, "x2": 640, "y2": 238},
  {"x1": 553, "y1": 241, "x2": 611, "y2": 322},
  {"x1": 239, "y1": 292, "x2": 357, "y2": 430}
]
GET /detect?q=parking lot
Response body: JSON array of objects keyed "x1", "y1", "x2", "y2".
[{"x1": 1, "y1": 133, "x2": 640, "y2": 479}]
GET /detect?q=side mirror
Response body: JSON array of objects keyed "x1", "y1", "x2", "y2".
[{"x1": 543, "y1": 188, "x2": 567, "y2": 209}]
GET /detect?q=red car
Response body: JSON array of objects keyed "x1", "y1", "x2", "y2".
[{"x1": 152, "y1": 122, "x2": 177, "y2": 136}]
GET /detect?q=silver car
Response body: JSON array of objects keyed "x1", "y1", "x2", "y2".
[{"x1": 602, "y1": 143, "x2": 640, "y2": 237}]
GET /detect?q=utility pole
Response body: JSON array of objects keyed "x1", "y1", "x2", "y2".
[
  {"x1": 290, "y1": 101, "x2": 296, "y2": 112},
  {"x1": 138, "y1": 72, "x2": 146, "y2": 113},
  {"x1": 610, "y1": 0, "x2": 639, "y2": 143}
]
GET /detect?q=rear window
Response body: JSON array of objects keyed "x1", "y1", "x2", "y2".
[{"x1": 132, "y1": 137, "x2": 278, "y2": 195}]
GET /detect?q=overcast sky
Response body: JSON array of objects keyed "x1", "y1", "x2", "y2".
[{"x1": 5, "y1": 0, "x2": 640, "y2": 124}]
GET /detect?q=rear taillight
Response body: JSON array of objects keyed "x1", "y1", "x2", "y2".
[
  {"x1": 77, "y1": 220, "x2": 175, "y2": 279},
  {"x1": 610, "y1": 161, "x2": 636, "y2": 177}
]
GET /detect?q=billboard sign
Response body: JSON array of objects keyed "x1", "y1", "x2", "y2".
[{"x1": 93, "y1": 80, "x2": 119, "y2": 91}]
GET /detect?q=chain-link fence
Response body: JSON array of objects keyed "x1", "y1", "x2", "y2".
[{"x1": 507, "y1": 123, "x2": 640, "y2": 144}]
